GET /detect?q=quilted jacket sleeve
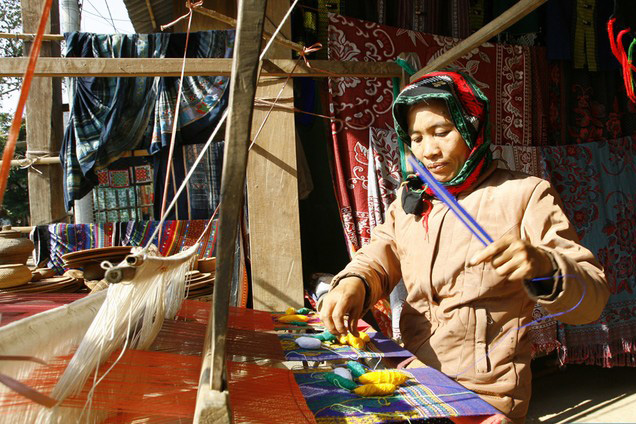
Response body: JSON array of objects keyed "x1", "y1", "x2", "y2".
[{"x1": 330, "y1": 195, "x2": 404, "y2": 310}]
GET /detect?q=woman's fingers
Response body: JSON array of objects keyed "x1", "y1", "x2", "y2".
[{"x1": 318, "y1": 278, "x2": 366, "y2": 336}]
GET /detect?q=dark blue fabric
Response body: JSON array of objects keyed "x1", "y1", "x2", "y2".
[{"x1": 61, "y1": 30, "x2": 234, "y2": 211}]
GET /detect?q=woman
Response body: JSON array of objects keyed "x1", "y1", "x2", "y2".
[{"x1": 319, "y1": 71, "x2": 609, "y2": 422}]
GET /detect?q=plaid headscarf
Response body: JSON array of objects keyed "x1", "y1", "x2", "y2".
[{"x1": 392, "y1": 71, "x2": 493, "y2": 221}]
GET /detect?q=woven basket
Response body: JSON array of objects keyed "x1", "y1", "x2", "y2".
[{"x1": 0, "y1": 264, "x2": 32, "y2": 288}]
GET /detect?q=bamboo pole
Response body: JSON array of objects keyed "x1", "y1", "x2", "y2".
[
  {"x1": 0, "y1": 150, "x2": 149, "y2": 168},
  {"x1": 0, "y1": 32, "x2": 63, "y2": 41}
]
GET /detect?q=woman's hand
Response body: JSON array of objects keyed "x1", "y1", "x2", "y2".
[
  {"x1": 319, "y1": 276, "x2": 366, "y2": 337},
  {"x1": 469, "y1": 234, "x2": 554, "y2": 281}
]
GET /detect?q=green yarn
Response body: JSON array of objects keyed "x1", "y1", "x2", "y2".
[
  {"x1": 313, "y1": 330, "x2": 337, "y2": 342},
  {"x1": 346, "y1": 361, "x2": 367, "y2": 379},
  {"x1": 289, "y1": 321, "x2": 308, "y2": 326},
  {"x1": 296, "y1": 307, "x2": 312, "y2": 315},
  {"x1": 324, "y1": 372, "x2": 358, "y2": 390}
]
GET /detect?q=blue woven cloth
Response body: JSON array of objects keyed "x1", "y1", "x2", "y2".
[
  {"x1": 294, "y1": 366, "x2": 499, "y2": 423},
  {"x1": 61, "y1": 31, "x2": 234, "y2": 210}
]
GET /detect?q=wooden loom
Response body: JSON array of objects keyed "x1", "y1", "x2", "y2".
[{"x1": 0, "y1": 0, "x2": 548, "y2": 422}]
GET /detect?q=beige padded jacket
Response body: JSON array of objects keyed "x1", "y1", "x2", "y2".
[{"x1": 331, "y1": 166, "x2": 609, "y2": 420}]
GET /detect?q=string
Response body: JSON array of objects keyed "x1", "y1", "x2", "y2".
[
  {"x1": 451, "y1": 274, "x2": 587, "y2": 379},
  {"x1": 142, "y1": 0, "x2": 301, "y2": 251},
  {"x1": 158, "y1": 2, "x2": 195, "y2": 241}
]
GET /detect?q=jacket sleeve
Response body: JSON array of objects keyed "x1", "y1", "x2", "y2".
[
  {"x1": 330, "y1": 194, "x2": 404, "y2": 310},
  {"x1": 520, "y1": 179, "x2": 610, "y2": 325}
]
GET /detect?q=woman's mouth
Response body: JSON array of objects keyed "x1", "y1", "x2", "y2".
[{"x1": 427, "y1": 162, "x2": 447, "y2": 172}]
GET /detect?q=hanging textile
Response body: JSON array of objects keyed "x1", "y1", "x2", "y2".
[
  {"x1": 153, "y1": 141, "x2": 224, "y2": 220},
  {"x1": 61, "y1": 30, "x2": 234, "y2": 211},
  {"x1": 490, "y1": 145, "x2": 542, "y2": 177},
  {"x1": 44, "y1": 223, "x2": 117, "y2": 273},
  {"x1": 61, "y1": 32, "x2": 167, "y2": 210},
  {"x1": 547, "y1": 63, "x2": 636, "y2": 145},
  {"x1": 328, "y1": 13, "x2": 533, "y2": 252},
  {"x1": 541, "y1": 136, "x2": 636, "y2": 366},
  {"x1": 36, "y1": 220, "x2": 217, "y2": 274},
  {"x1": 148, "y1": 31, "x2": 233, "y2": 154}
]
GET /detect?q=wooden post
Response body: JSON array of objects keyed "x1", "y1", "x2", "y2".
[
  {"x1": 193, "y1": 1, "x2": 267, "y2": 422},
  {"x1": 246, "y1": 2, "x2": 304, "y2": 311},
  {"x1": 21, "y1": 0, "x2": 66, "y2": 226}
]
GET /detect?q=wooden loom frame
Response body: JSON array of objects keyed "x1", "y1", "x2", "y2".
[{"x1": 1, "y1": 0, "x2": 547, "y2": 421}]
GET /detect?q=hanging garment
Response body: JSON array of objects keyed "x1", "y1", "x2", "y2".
[
  {"x1": 61, "y1": 31, "x2": 234, "y2": 211},
  {"x1": 152, "y1": 141, "x2": 224, "y2": 220}
]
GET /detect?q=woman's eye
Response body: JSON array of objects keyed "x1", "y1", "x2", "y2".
[
  {"x1": 410, "y1": 137, "x2": 422, "y2": 144},
  {"x1": 435, "y1": 131, "x2": 449, "y2": 137}
]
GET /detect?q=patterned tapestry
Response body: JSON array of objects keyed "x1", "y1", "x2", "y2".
[
  {"x1": 327, "y1": 13, "x2": 537, "y2": 253},
  {"x1": 541, "y1": 137, "x2": 636, "y2": 367}
]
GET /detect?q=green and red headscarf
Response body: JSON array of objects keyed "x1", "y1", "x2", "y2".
[{"x1": 392, "y1": 71, "x2": 493, "y2": 219}]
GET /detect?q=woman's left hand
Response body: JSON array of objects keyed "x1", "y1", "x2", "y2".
[{"x1": 469, "y1": 234, "x2": 554, "y2": 281}]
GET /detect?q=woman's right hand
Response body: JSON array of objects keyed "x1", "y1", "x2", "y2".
[{"x1": 319, "y1": 276, "x2": 366, "y2": 337}]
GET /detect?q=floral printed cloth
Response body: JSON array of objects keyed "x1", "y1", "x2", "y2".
[{"x1": 542, "y1": 137, "x2": 636, "y2": 366}]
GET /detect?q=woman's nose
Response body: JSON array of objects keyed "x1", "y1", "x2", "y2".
[{"x1": 420, "y1": 138, "x2": 441, "y2": 160}]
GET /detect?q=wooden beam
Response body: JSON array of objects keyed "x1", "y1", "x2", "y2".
[
  {"x1": 246, "y1": 3, "x2": 304, "y2": 312},
  {"x1": 194, "y1": 0, "x2": 267, "y2": 421},
  {"x1": 410, "y1": 0, "x2": 547, "y2": 81},
  {"x1": 0, "y1": 57, "x2": 403, "y2": 78},
  {"x1": 21, "y1": 0, "x2": 66, "y2": 226}
]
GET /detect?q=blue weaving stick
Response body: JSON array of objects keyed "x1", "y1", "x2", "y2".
[{"x1": 407, "y1": 155, "x2": 493, "y2": 246}]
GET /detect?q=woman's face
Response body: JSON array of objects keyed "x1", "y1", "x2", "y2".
[{"x1": 407, "y1": 100, "x2": 471, "y2": 182}]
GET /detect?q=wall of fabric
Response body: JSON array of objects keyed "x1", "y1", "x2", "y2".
[
  {"x1": 326, "y1": 12, "x2": 636, "y2": 366},
  {"x1": 61, "y1": 30, "x2": 233, "y2": 213}
]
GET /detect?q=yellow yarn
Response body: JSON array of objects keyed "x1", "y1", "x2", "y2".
[
  {"x1": 358, "y1": 331, "x2": 370, "y2": 342},
  {"x1": 337, "y1": 333, "x2": 367, "y2": 349},
  {"x1": 277, "y1": 314, "x2": 310, "y2": 323},
  {"x1": 358, "y1": 370, "x2": 409, "y2": 385},
  {"x1": 346, "y1": 333, "x2": 366, "y2": 349},
  {"x1": 353, "y1": 383, "x2": 397, "y2": 397},
  {"x1": 285, "y1": 307, "x2": 296, "y2": 315}
]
